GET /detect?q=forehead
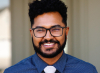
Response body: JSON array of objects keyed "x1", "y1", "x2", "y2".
[{"x1": 32, "y1": 12, "x2": 65, "y2": 28}]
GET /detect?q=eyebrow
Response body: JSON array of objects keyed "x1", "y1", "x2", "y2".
[{"x1": 35, "y1": 25, "x2": 61, "y2": 28}]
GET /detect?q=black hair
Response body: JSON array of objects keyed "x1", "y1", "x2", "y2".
[{"x1": 28, "y1": 0, "x2": 67, "y2": 27}]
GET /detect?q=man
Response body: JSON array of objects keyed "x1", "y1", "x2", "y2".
[{"x1": 4, "y1": 0, "x2": 98, "y2": 73}]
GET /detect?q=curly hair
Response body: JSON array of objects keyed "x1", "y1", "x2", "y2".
[{"x1": 28, "y1": 0, "x2": 67, "y2": 27}]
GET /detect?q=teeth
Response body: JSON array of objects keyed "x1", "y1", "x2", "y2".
[{"x1": 44, "y1": 43, "x2": 54, "y2": 46}]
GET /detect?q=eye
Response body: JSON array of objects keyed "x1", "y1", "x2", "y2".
[
  {"x1": 51, "y1": 27, "x2": 61, "y2": 31},
  {"x1": 36, "y1": 28, "x2": 45, "y2": 32}
]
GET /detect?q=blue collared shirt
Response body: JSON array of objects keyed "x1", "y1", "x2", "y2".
[{"x1": 4, "y1": 52, "x2": 98, "y2": 73}]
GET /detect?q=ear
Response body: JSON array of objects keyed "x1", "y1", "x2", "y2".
[
  {"x1": 29, "y1": 29, "x2": 33, "y2": 37},
  {"x1": 66, "y1": 27, "x2": 69, "y2": 39}
]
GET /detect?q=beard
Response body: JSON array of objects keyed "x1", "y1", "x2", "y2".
[{"x1": 32, "y1": 36, "x2": 66, "y2": 58}]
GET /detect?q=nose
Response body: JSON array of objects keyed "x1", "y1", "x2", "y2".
[{"x1": 44, "y1": 30, "x2": 53, "y2": 40}]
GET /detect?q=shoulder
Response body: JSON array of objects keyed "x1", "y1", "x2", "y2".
[
  {"x1": 4, "y1": 55, "x2": 37, "y2": 73},
  {"x1": 64, "y1": 54, "x2": 98, "y2": 73}
]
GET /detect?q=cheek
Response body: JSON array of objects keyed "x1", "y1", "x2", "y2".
[
  {"x1": 32, "y1": 36, "x2": 42, "y2": 47},
  {"x1": 56, "y1": 34, "x2": 66, "y2": 45}
]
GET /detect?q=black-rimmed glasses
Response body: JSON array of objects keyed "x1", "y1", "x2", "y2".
[{"x1": 31, "y1": 26, "x2": 66, "y2": 38}]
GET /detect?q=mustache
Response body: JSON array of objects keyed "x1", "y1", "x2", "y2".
[{"x1": 39, "y1": 39, "x2": 60, "y2": 45}]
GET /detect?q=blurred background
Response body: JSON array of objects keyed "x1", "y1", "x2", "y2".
[{"x1": 0, "y1": 0, "x2": 100, "y2": 73}]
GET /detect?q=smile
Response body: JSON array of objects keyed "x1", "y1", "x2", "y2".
[
  {"x1": 43, "y1": 43, "x2": 55, "y2": 48},
  {"x1": 44, "y1": 43, "x2": 54, "y2": 46}
]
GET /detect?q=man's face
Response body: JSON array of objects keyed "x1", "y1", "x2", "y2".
[{"x1": 30, "y1": 12, "x2": 69, "y2": 58}]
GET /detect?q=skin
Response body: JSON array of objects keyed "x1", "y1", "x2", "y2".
[{"x1": 30, "y1": 12, "x2": 69, "y2": 65}]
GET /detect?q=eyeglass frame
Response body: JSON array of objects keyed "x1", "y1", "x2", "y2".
[{"x1": 31, "y1": 25, "x2": 67, "y2": 38}]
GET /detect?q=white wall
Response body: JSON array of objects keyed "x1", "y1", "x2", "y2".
[
  {"x1": 88, "y1": 0, "x2": 100, "y2": 72},
  {"x1": 0, "y1": 8, "x2": 11, "y2": 69},
  {"x1": 11, "y1": 0, "x2": 34, "y2": 65}
]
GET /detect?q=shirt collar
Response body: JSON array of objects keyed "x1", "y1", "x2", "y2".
[
  {"x1": 32, "y1": 53, "x2": 48, "y2": 73},
  {"x1": 32, "y1": 51, "x2": 67, "y2": 73},
  {"x1": 53, "y1": 51, "x2": 67, "y2": 73}
]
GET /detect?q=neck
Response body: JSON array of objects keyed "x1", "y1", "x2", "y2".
[{"x1": 37, "y1": 51, "x2": 63, "y2": 65}]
